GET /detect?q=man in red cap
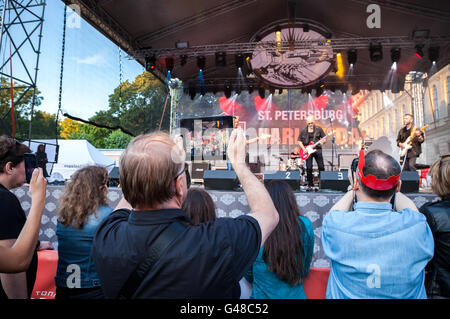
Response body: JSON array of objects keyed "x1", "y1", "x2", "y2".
[{"x1": 321, "y1": 149, "x2": 434, "y2": 299}]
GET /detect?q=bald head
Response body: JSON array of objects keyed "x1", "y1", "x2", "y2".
[
  {"x1": 358, "y1": 150, "x2": 401, "y2": 200},
  {"x1": 119, "y1": 132, "x2": 185, "y2": 209}
]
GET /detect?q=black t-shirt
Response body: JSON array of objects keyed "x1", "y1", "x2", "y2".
[
  {"x1": 298, "y1": 125, "x2": 326, "y2": 149},
  {"x1": 0, "y1": 184, "x2": 38, "y2": 299},
  {"x1": 92, "y1": 208, "x2": 262, "y2": 298},
  {"x1": 396, "y1": 126, "x2": 424, "y2": 156}
]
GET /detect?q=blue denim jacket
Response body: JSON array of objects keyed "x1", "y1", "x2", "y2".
[
  {"x1": 55, "y1": 205, "x2": 113, "y2": 288},
  {"x1": 244, "y1": 216, "x2": 315, "y2": 299},
  {"x1": 321, "y1": 201, "x2": 434, "y2": 299}
]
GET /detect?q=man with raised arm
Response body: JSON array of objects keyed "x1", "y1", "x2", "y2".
[
  {"x1": 92, "y1": 129, "x2": 278, "y2": 298},
  {"x1": 321, "y1": 149, "x2": 434, "y2": 299}
]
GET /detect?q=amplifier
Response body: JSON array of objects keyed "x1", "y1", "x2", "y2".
[
  {"x1": 203, "y1": 170, "x2": 239, "y2": 190},
  {"x1": 319, "y1": 171, "x2": 350, "y2": 192},
  {"x1": 263, "y1": 171, "x2": 301, "y2": 191},
  {"x1": 191, "y1": 162, "x2": 211, "y2": 180},
  {"x1": 400, "y1": 171, "x2": 419, "y2": 193}
]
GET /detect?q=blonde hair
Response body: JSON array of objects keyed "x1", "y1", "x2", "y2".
[
  {"x1": 58, "y1": 166, "x2": 109, "y2": 229},
  {"x1": 429, "y1": 155, "x2": 450, "y2": 199},
  {"x1": 119, "y1": 132, "x2": 184, "y2": 208}
]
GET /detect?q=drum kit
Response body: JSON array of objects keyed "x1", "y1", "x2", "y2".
[{"x1": 279, "y1": 158, "x2": 303, "y2": 171}]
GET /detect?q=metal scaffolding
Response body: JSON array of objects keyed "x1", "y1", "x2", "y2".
[{"x1": 0, "y1": 0, "x2": 46, "y2": 140}]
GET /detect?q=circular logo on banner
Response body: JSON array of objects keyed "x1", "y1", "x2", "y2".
[{"x1": 250, "y1": 22, "x2": 334, "y2": 88}]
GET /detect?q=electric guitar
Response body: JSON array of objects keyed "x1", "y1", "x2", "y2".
[
  {"x1": 399, "y1": 125, "x2": 428, "y2": 157},
  {"x1": 299, "y1": 132, "x2": 333, "y2": 160}
]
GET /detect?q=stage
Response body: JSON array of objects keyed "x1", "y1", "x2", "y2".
[{"x1": 17, "y1": 185, "x2": 439, "y2": 268}]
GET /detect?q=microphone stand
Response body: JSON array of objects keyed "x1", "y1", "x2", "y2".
[{"x1": 330, "y1": 117, "x2": 336, "y2": 171}]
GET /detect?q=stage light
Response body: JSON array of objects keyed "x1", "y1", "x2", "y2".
[
  {"x1": 390, "y1": 48, "x2": 401, "y2": 63},
  {"x1": 347, "y1": 49, "x2": 357, "y2": 67},
  {"x1": 269, "y1": 87, "x2": 275, "y2": 95},
  {"x1": 247, "y1": 84, "x2": 254, "y2": 94},
  {"x1": 235, "y1": 53, "x2": 244, "y2": 69},
  {"x1": 258, "y1": 86, "x2": 265, "y2": 99},
  {"x1": 175, "y1": 41, "x2": 189, "y2": 49},
  {"x1": 245, "y1": 53, "x2": 252, "y2": 61},
  {"x1": 215, "y1": 52, "x2": 226, "y2": 67},
  {"x1": 197, "y1": 56, "x2": 206, "y2": 70},
  {"x1": 165, "y1": 57, "x2": 174, "y2": 72},
  {"x1": 316, "y1": 83, "x2": 324, "y2": 97},
  {"x1": 278, "y1": 88, "x2": 283, "y2": 95},
  {"x1": 224, "y1": 83, "x2": 232, "y2": 99},
  {"x1": 415, "y1": 45, "x2": 424, "y2": 59},
  {"x1": 180, "y1": 55, "x2": 187, "y2": 66},
  {"x1": 428, "y1": 46, "x2": 440, "y2": 63},
  {"x1": 302, "y1": 23, "x2": 310, "y2": 33},
  {"x1": 369, "y1": 43, "x2": 383, "y2": 62},
  {"x1": 336, "y1": 52, "x2": 344, "y2": 79},
  {"x1": 145, "y1": 55, "x2": 156, "y2": 71}
]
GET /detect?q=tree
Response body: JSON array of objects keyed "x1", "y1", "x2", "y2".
[
  {"x1": 60, "y1": 118, "x2": 80, "y2": 139},
  {"x1": 89, "y1": 72, "x2": 168, "y2": 136},
  {"x1": 104, "y1": 130, "x2": 132, "y2": 149},
  {"x1": 0, "y1": 77, "x2": 44, "y2": 139},
  {"x1": 68, "y1": 123, "x2": 110, "y2": 149}
]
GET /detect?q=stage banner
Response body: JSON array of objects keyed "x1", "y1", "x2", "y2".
[{"x1": 177, "y1": 89, "x2": 369, "y2": 154}]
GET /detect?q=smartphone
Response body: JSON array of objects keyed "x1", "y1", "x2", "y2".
[{"x1": 24, "y1": 153, "x2": 37, "y2": 183}]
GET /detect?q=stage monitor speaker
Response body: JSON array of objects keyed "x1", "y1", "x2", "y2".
[
  {"x1": 319, "y1": 171, "x2": 350, "y2": 192},
  {"x1": 203, "y1": 170, "x2": 239, "y2": 190},
  {"x1": 263, "y1": 171, "x2": 300, "y2": 191},
  {"x1": 400, "y1": 171, "x2": 419, "y2": 193},
  {"x1": 191, "y1": 162, "x2": 211, "y2": 180}
]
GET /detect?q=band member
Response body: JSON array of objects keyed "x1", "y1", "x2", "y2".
[
  {"x1": 397, "y1": 114, "x2": 425, "y2": 171},
  {"x1": 298, "y1": 115, "x2": 325, "y2": 191}
]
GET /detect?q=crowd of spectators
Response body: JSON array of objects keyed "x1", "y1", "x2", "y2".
[{"x1": 0, "y1": 132, "x2": 449, "y2": 299}]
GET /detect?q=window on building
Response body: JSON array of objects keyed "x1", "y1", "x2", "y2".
[
  {"x1": 433, "y1": 85, "x2": 439, "y2": 121},
  {"x1": 447, "y1": 77, "x2": 450, "y2": 106}
]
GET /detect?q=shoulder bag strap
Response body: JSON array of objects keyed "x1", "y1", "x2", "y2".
[{"x1": 119, "y1": 221, "x2": 186, "y2": 298}]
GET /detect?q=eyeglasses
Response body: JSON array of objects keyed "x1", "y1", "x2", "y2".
[{"x1": 174, "y1": 162, "x2": 190, "y2": 188}]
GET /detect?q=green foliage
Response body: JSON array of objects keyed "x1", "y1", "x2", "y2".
[
  {"x1": 0, "y1": 77, "x2": 47, "y2": 139},
  {"x1": 89, "y1": 72, "x2": 169, "y2": 136},
  {"x1": 68, "y1": 123, "x2": 110, "y2": 148},
  {"x1": 104, "y1": 130, "x2": 132, "y2": 149}
]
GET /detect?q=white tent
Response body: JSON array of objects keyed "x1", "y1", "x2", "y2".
[{"x1": 29, "y1": 139, "x2": 116, "y2": 180}]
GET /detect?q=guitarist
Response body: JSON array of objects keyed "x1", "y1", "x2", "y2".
[
  {"x1": 397, "y1": 114, "x2": 425, "y2": 171},
  {"x1": 298, "y1": 115, "x2": 326, "y2": 191}
]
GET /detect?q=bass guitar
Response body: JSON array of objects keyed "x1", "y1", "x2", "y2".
[{"x1": 299, "y1": 132, "x2": 333, "y2": 160}]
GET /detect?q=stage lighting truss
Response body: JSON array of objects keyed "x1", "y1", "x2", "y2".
[{"x1": 132, "y1": 35, "x2": 450, "y2": 60}]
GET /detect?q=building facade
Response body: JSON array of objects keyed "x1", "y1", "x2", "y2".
[{"x1": 358, "y1": 64, "x2": 450, "y2": 165}]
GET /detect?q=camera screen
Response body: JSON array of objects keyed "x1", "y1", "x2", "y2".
[{"x1": 24, "y1": 153, "x2": 37, "y2": 183}]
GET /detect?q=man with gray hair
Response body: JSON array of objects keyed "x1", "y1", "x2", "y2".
[
  {"x1": 92, "y1": 129, "x2": 279, "y2": 298},
  {"x1": 298, "y1": 115, "x2": 326, "y2": 191}
]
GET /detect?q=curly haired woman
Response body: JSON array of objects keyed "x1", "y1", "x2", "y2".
[{"x1": 54, "y1": 166, "x2": 113, "y2": 299}]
